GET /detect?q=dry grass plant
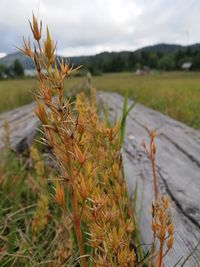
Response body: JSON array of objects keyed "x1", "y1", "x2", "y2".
[
  {"x1": 20, "y1": 14, "x2": 136, "y2": 267},
  {"x1": 142, "y1": 130, "x2": 173, "y2": 267},
  {"x1": 17, "y1": 14, "x2": 174, "y2": 266}
]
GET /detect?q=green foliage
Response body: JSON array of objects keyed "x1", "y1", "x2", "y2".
[
  {"x1": 158, "y1": 55, "x2": 175, "y2": 70},
  {"x1": 0, "y1": 59, "x2": 24, "y2": 79},
  {"x1": 0, "y1": 65, "x2": 13, "y2": 78},
  {"x1": 71, "y1": 44, "x2": 200, "y2": 73},
  {"x1": 13, "y1": 59, "x2": 24, "y2": 76},
  {"x1": 120, "y1": 93, "x2": 135, "y2": 145},
  {"x1": 0, "y1": 65, "x2": 5, "y2": 78}
]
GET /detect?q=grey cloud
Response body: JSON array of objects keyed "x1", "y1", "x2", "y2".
[{"x1": 0, "y1": 0, "x2": 200, "y2": 56}]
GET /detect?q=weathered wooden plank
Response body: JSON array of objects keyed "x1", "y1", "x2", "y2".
[
  {"x1": 98, "y1": 92, "x2": 200, "y2": 266},
  {"x1": 0, "y1": 102, "x2": 39, "y2": 151}
]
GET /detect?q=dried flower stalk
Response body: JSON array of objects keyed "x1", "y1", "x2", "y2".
[
  {"x1": 20, "y1": 14, "x2": 136, "y2": 266},
  {"x1": 143, "y1": 130, "x2": 174, "y2": 267}
]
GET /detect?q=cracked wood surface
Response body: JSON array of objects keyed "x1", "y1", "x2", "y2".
[
  {"x1": 0, "y1": 92, "x2": 200, "y2": 266},
  {"x1": 98, "y1": 92, "x2": 200, "y2": 267}
]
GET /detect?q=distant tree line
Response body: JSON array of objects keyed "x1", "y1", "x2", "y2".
[
  {"x1": 0, "y1": 59, "x2": 24, "y2": 79},
  {"x1": 81, "y1": 47, "x2": 200, "y2": 74},
  {"x1": 1, "y1": 46, "x2": 200, "y2": 78}
]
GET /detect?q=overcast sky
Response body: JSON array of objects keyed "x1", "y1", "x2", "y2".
[{"x1": 0, "y1": 0, "x2": 200, "y2": 57}]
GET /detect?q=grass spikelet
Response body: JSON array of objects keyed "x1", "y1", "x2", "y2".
[{"x1": 29, "y1": 13, "x2": 42, "y2": 41}]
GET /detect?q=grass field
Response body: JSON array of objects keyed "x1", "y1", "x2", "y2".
[
  {"x1": 0, "y1": 72, "x2": 200, "y2": 129},
  {"x1": 0, "y1": 77, "x2": 83, "y2": 114},
  {"x1": 93, "y1": 72, "x2": 200, "y2": 129}
]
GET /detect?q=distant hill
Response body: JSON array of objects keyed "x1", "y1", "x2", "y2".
[
  {"x1": 136, "y1": 43, "x2": 200, "y2": 54},
  {"x1": 135, "y1": 43, "x2": 182, "y2": 54},
  {"x1": 0, "y1": 52, "x2": 34, "y2": 69},
  {"x1": 0, "y1": 52, "x2": 93, "y2": 70},
  {"x1": 1, "y1": 43, "x2": 200, "y2": 71}
]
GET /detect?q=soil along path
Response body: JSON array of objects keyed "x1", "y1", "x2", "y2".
[{"x1": 0, "y1": 92, "x2": 200, "y2": 266}]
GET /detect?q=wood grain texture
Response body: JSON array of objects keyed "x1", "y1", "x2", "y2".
[
  {"x1": 0, "y1": 92, "x2": 200, "y2": 265},
  {"x1": 98, "y1": 92, "x2": 200, "y2": 266},
  {"x1": 0, "y1": 102, "x2": 39, "y2": 151}
]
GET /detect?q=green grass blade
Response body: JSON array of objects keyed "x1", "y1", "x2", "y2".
[{"x1": 120, "y1": 93, "x2": 135, "y2": 145}]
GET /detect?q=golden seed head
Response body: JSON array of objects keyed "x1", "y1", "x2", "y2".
[
  {"x1": 34, "y1": 101, "x2": 48, "y2": 125},
  {"x1": 112, "y1": 161, "x2": 119, "y2": 178},
  {"x1": 152, "y1": 221, "x2": 157, "y2": 233},
  {"x1": 168, "y1": 223, "x2": 174, "y2": 235},
  {"x1": 54, "y1": 62, "x2": 61, "y2": 81},
  {"x1": 158, "y1": 226, "x2": 166, "y2": 241},
  {"x1": 18, "y1": 37, "x2": 32, "y2": 57},
  {"x1": 54, "y1": 182, "x2": 65, "y2": 207},
  {"x1": 79, "y1": 174, "x2": 88, "y2": 199},
  {"x1": 43, "y1": 26, "x2": 56, "y2": 67},
  {"x1": 162, "y1": 195, "x2": 169, "y2": 209},
  {"x1": 74, "y1": 142, "x2": 86, "y2": 165},
  {"x1": 59, "y1": 58, "x2": 73, "y2": 77},
  {"x1": 126, "y1": 219, "x2": 134, "y2": 233},
  {"x1": 167, "y1": 234, "x2": 173, "y2": 249},
  {"x1": 39, "y1": 83, "x2": 52, "y2": 103},
  {"x1": 29, "y1": 13, "x2": 42, "y2": 41},
  {"x1": 85, "y1": 161, "x2": 92, "y2": 176}
]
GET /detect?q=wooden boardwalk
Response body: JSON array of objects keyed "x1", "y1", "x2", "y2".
[{"x1": 0, "y1": 92, "x2": 200, "y2": 266}]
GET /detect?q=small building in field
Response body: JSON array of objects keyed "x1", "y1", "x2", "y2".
[
  {"x1": 181, "y1": 62, "x2": 192, "y2": 71},
  {"x1": 135, "y1": 65, "x2": 150, "y2": 75}
]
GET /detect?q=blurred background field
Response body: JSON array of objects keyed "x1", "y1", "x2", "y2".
[
  {"x1": 0, "y1": 77, "x2": 83, "y2": 114},
  {"x1": 1, "y1": 71, "x2": 200, "y2": 129}
]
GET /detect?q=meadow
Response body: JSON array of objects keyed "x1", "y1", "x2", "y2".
[
  {"x1": 0, "y1": 77, "x2": 83, "y2": 114},
  {"x1": 0, "y1": 71, "x2": 200, "y2": 129}
]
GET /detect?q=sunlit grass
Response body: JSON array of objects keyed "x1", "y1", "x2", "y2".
[
  {"x1": 0, "y1": 77, "x2": 83, "y2": 114},
  {"x1": 0, "y1": 78, "x2": 36, "y2": 113},
  {"x1": 0, "y1": 72, "x2": 200, "y2": 128},
  {"x1": 92, "y1": 72, "x2": 200, "y2": 129}
]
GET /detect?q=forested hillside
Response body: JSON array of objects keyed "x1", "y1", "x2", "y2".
[{"x1": 1, "y1": 43, "x2": 200, "y2": 75}]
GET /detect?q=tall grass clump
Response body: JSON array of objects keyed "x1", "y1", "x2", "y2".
[
  {"x1": 17, "y1": 14, "x2": 174, "y2": 266},
  {"x1": 19, "y1": 14, "x2": 136, "y2": 266}
]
